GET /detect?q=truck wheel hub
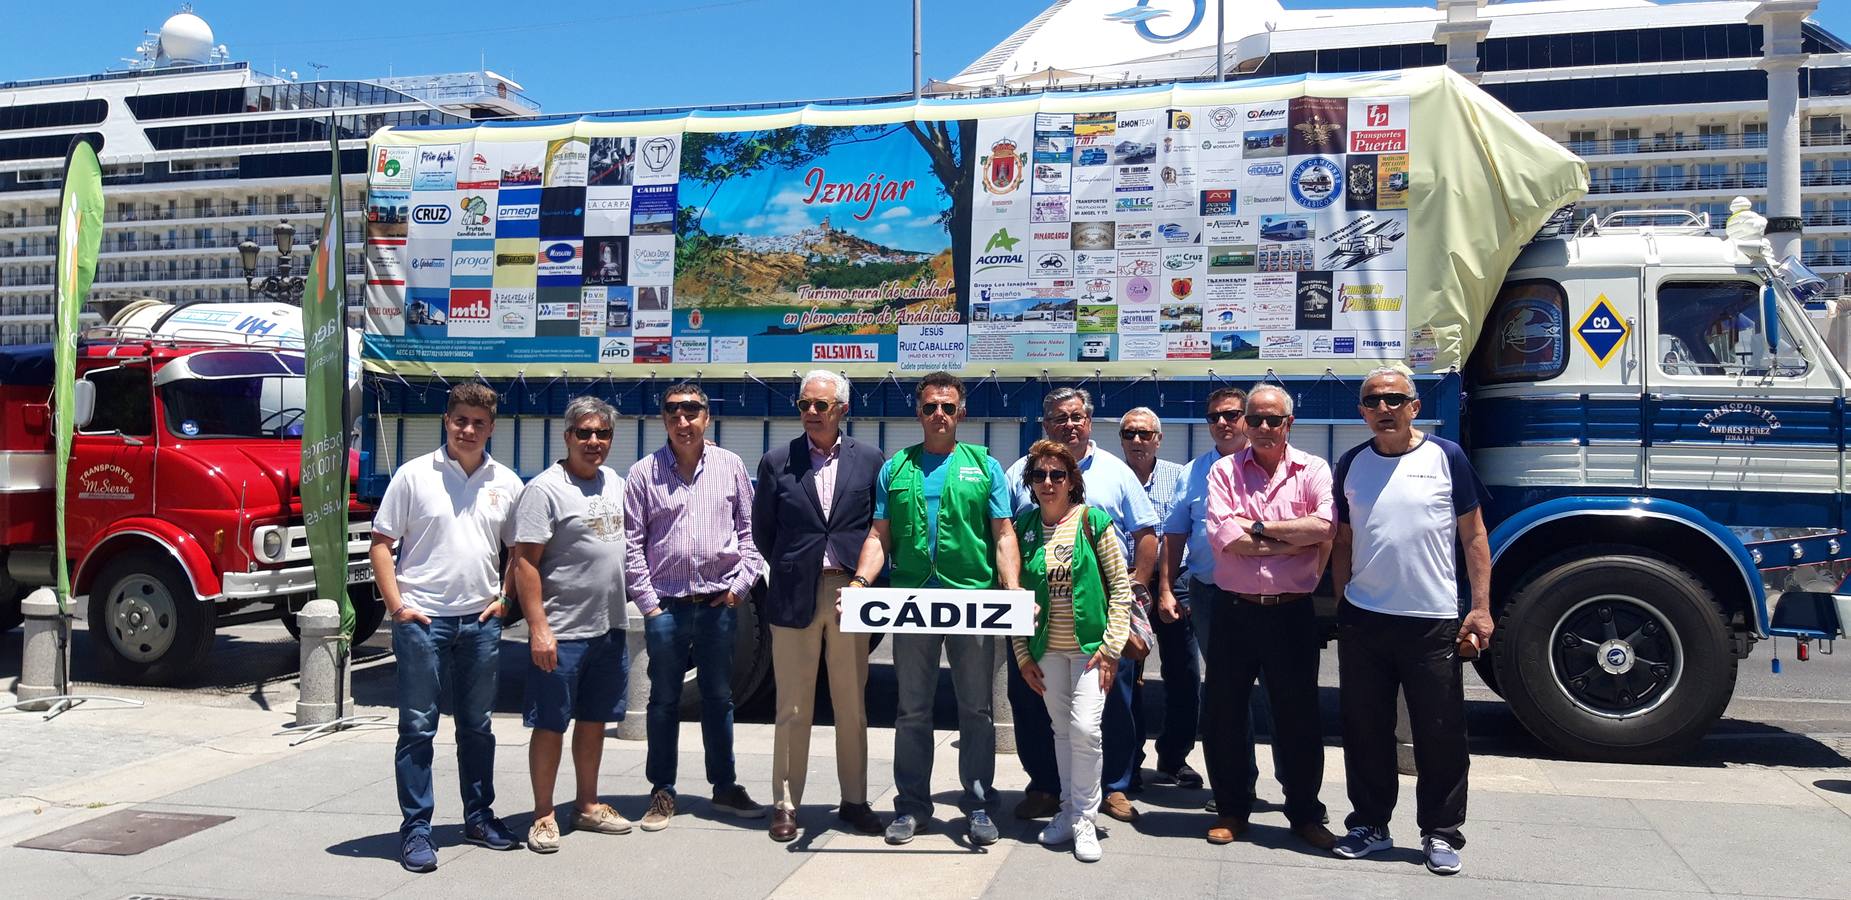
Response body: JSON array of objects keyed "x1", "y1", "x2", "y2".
[{"x1": 1596, "y1": 639, "x2": 1635, "y2": 674}]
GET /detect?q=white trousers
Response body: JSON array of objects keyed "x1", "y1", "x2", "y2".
[{"x1": 1038, "y1": 649, "x2": 1107, "y2": 822}]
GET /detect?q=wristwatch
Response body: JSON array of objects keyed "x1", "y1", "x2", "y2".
[
  {"x1": 1251, "y1": 520, "x2": 1268, "y2": 539},
  {"x1": 848, "y1": 575, "x2": 871, "y2": 588}
]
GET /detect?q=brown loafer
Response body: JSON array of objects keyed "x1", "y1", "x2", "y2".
[
  {"x1": 1101, "y1": 791, "x2": 1140, "y2": 823},
  {"x1": 1206, "y1": 816, "x2": 1248, "y2": 845},
  {"x1": 837, "y1": 801, "x2": 883, "y2": 835},
  {"x1": 1292, "y1": 821, "x2": 1338, "y2": 851},
  {"x1": 1013, "y1": 790, "x2": 1062, "y2": 820},
  {"x1": 770, "y1": 807, "x2": 797, "y2": 843}
]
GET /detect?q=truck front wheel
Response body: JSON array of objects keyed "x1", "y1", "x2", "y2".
[
  {"x1": 1494, "y1": 548, "x2": 1736, "y2": 761},
  {"x1": 0, "y1": 569, "x2": 22, "y2": 632},
  {"x1": 88, "y1": 551, "x2": 216, "y2": 685}
]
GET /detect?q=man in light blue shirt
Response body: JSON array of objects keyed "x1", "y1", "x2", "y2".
[{"x1": 1004, "y1": 387, "x2": 1159, "y2": 823}]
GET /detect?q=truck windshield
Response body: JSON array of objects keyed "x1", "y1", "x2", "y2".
[{"x1": 161, "y1": 374, "x2": 308, "y2": 439}]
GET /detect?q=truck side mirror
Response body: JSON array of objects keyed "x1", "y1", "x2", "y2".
[
  {"x1": 71, "y1": 379, "x2": 96, "y2": 431},
  {"x1": 1762, "y1": 283, "x2": 1781, "y2": 354}
]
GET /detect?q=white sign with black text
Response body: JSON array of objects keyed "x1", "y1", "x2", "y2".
[{"x1": 838, "y1": 588, "x2": 1037, "y2": 636}]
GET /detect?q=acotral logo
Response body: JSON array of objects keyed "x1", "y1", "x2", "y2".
[{"x1": 985, "y1": 228, "x2": 1022, "y2": 252}]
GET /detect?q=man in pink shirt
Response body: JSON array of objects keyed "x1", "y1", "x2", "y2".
[{"x1": 1200, "y1": 384, "x2": 1337, "y2": 850}]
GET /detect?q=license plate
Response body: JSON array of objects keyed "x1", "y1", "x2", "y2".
[{"x1": 346, "y1": 563, "x2": 374, "y2": 585}]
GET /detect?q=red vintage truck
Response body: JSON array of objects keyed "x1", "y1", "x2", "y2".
[{"x1": 0, "y1": 300, "x2": 380, "y2": 684}]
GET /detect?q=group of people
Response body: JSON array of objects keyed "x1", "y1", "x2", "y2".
[{"x1": 368, "y1": 365, "x2": 1491, "y2": 876}]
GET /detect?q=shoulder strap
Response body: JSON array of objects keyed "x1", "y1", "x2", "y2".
[{"x1": 1079, "y1": 505, "x2": 1098, "y2": 552}]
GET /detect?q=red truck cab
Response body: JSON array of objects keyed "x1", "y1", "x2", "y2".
[{"x1": 0, "y1": 334, "x2": 380, "y2": 684}]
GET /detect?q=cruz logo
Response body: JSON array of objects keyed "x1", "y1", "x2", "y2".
[{"x1": 412, "y1": 205, "x2": 451, "y2": 224}]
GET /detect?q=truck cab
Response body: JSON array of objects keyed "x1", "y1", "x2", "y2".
[
  {"x1": 0, "y1": 317, "x2": 381, "y2": 684},
  {"x1": 1465, "y1": 210, "x2": 1848, "y2": 759}
]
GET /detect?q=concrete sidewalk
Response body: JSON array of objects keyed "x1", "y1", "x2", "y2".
[{"x1": 4, "y1": 685, "x2": 1851, "y2": 900}]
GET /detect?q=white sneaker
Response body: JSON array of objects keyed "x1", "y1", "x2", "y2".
[
  {"x1": 1038, "y1": 812, "x2": 1075, "y2": 846},
  {"x1": 1072, "y1": 817, "x2": 1102, "y2": 863}
]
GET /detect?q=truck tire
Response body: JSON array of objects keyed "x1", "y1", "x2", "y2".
[
  {"x1": 0, "y1": 569, "x2": 23, "y2": 632},
  {"x1": 1493, "y1": 548, "x2": 1736, "y2": 762},
  {"x1": 280, "y1": 584, "x2": 387, "y2": 645},
  {"x1": 88, "y1": 551, "x2": 216, "y2": 686},
  {"x1": 1470, "y1": 655, "x2": 1502, "y2": 698},
  {"x1": 675, "y1": 580, "x2": 775, "y2": 716}
]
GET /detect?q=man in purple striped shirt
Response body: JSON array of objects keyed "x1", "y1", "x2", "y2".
[{"x1": 623, "y1": 382, "x2": 767, "y2": 832}]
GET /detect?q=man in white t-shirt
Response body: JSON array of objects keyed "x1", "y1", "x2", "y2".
[
  {"x1": 1328, "y1": 366, "x2": 1493, "y2": 876},
  {"x1": 370, "y1": 383, "x2": 527, "y2": 873}
]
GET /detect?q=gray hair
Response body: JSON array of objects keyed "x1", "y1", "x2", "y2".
[
  {"x1": 1246, "y1": 384, "x2": 1294, "y2": 417},
  {"x1": 800, "y1": 369, "x2": 851, "y2": 405},
  {"x1": 1043, "y1": 386, "x2": 1094, "y2": 419},
  {"x1": 1119, "y1": 406, "x2": 1162, "y2": 431},
  {"x1": 1358, "y1": 365, "x2": 1414, "y2": 401},
  {"x1": 563, "y1": 395, "x2": 617, "y2": 431}
]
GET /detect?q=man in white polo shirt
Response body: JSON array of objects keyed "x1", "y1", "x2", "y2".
[
  {"x1": 370, "y1": 383, "x2": 528, "y2": 873},
  {"x1": 1329, "y1": 366, "x2": 1493, "y2": 876}
]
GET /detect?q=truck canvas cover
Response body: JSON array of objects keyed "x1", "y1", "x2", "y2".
[
  {"x1": 0, "y1": 343, "x2": 53, "y2": 387},
  {"x1": 361, "y1": 66, "x2": 1586, "y2": 378}
]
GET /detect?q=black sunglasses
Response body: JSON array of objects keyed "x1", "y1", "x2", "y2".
[
  {"x1": 918, "y1": 401, "x2": 959, "y2": 416},
  {"x1": 796, "y1": 398, "x2": 836, "y2": 414},
  {"x1": 569, "y1": 427, "x2": 614, "y2": 441},
  {"x1": 663, "y1": 400, "x2": 708, "y2": 417},
  {"x1": 1361, "y1": 392, "x2": 1411, "y2": 410},
  {"x1": 1244, "y1": 414, "x2": 1288, "y2": 429},
  {"x1": 1119, "y1": 428, "x2": 1158, "y2": 442},
  {"x1": 1026, "y1": 469, "x2": 1069, "y2": 484},
  {"x1": 1207, "y1": 408, "x2": 1245, "y2": 424}
]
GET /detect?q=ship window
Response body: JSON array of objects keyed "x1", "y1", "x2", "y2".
[
  {"x1": 1468, "y1": 279, "x2": 1568, "y2": 384},
  {"x1": 1656, "y1": 281, "x2": 1808, "y2": 378},
  {"x1": 0, "y1": 99, "x2": 107, "y2": 131}
]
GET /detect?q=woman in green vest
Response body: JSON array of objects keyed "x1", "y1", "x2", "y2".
[{"x1": 1013, "y1": 439, "x2": 1134, "y2": 863}]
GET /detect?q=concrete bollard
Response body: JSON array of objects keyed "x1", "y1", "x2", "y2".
[
  {"x1": 1395, "y1": 689, "x2": 1417, "y2": 776},
  {"x1": 16, "y1": 588, "x2": 66, "y2": 712},
  {"x1": 616, "y1": 620, "x2": 648, "y2": 740},
  {"x1": 295, "y1": 598, "x2": 346, "y2": 727},
  {"x1": 991, "y1": 640, "x2": 1014, "y2": 753}
]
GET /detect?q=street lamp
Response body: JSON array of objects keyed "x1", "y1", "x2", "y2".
[{"x1": 238, "y1": 219, "x2": 314, "y2": 304}]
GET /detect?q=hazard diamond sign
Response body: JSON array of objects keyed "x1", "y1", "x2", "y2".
[{"x1": 1574, "y1": 295, "x2": 1629, "y2": 368}]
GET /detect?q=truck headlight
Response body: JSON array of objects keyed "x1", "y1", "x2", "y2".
[{"x1": 259, "y1": 527, "x2": 284, "y2": 561}]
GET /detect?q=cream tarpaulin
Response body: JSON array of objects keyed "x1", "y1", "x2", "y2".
[{"x1": 360, "y1": 67, "x2": 1585, "y2": 379}]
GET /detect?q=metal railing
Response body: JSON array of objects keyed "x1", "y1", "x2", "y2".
[
  {"x1": 1587, "y1": 174, "x2": 1769, "y2": 194},
  {"x1": 0, "y1": 261, "x2": 363, "y2": 287}
]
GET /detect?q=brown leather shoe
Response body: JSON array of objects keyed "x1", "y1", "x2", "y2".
[
  {"x1": 1292, "y1": 821, "x2": 1338, "y2": 851},
  {"x1": 1013, "y1": 790, "x2": 1062, "y2": 820},
  {"x1": 837, "y1": 801, "x2": 883, "y2": 835},
  {"x1": 1206, "y1": 817, "x2": 1248, "y2": 845},
  {"x1": 1101, "y1": 791, "x2": 1140, "y2": 823},
  {"x1": 769, "y1": 807, "x2": 797, "y2": 842}
]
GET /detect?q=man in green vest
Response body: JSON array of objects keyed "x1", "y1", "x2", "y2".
[{"x1": 848, "y1": 370, "x2": 1022, "y2": 847}]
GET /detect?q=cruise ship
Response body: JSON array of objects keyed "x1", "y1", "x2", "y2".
[
  {"x1": 948, "y1": 0, "x2": 1851, "y2": 288},
  {"x1": 0, "y1": 10, "x2": 539, "y2": 346}
]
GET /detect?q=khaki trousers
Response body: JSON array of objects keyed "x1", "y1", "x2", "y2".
[{"x1": 770, "y1": 570, "x2": 870, "y2": 809}]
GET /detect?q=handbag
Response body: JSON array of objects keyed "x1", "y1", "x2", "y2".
[{"x1": 1078, "y1": 506, "x2": 1153, "y2": 662}]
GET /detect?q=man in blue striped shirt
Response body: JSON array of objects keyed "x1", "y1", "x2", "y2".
[{"x1": 1118, "y1": 407, "x2": 1194, "y2": 789}]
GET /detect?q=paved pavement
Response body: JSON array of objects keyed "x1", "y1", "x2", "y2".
[{"x1": 5, "y1": 622, "x2": 1851, "y2": 898}]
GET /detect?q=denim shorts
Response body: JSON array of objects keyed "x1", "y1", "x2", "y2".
[{"x1": 523, "y1": 629, "x2": 629, "y2": 732}]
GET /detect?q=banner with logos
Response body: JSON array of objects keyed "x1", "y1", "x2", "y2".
[{"x1": 362, "y1": 68, "x2": 1586, "y2": 378}]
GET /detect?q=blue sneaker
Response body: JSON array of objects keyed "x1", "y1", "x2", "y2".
[
  {"x1": 884, "y1": 813, "x2": 920, "y2": 845},
  {"x1": 400, "y1": 832, "x2": 438, "y2": 873},
  {"x1": 967, "y1": 810, "x2": 999, "y2": 846},
  {"x1": 464, "y1": 816, "x2": 520, "y2": 851},
  {"x1": 1332, "y1": 825, "x2": 1392, "y2": 859},
  {"x1": 1423, "y1": 835, "x2": 1462, "y2": 875}
]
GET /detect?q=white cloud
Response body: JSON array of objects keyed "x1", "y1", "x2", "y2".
[{"x1": 878, "y1": 206, "x2": 913, "y2": 220}]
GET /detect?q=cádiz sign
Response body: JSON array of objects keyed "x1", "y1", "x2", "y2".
[{"x1": 839, "y1": 587, "x2": 1036, "y2": 636}]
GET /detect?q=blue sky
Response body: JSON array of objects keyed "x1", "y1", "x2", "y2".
[
  {"x1": 6, "y1": 1, "x2": 1846, "y2": 115},
  {"x1": 699, "y1": 124, "x2": 953, "y2": 252}
]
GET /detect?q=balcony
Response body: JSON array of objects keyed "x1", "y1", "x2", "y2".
[
  {"x1": 1809, "y1": 253, "x2": 1851, "y2": 267},
  {"x1": 1563, "y1": 131, "x2": 1851, "y2": 158},
  {"x1": 0, "y1": 262, "x2": 364, "y2": 288},
  {"x1": 1587, "y1": 173, "x2": 1768, "y2": 195},
  {"x1": 0, "y1": 198, "x2": 365, "y2": 231},
  {"x1": 1803, "y1": 213, "x2": 1851, "y2": 228}
]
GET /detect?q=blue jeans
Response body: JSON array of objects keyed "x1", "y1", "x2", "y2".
[
  {"x1": 644, "y1": 602, "x2": 738, "y2": 796},
  {"x1": 393, "y1": 614, "x2": 503, "y2": 839},
  {"x1": 892, "y1": 632, "x2": 996, "y2": 819},
  {"x1": 1101, "y1": 648, "x2": 1141, "y2": 794},
  {"x1": 1147, "y1": 587, "x2": 1201, "y2": 773}
]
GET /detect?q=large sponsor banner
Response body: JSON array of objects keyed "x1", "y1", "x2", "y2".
[{"x1": 362, "y1": 70, "x2": 1586, "y2": 377}]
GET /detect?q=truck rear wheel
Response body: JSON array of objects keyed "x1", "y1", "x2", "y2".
[
  {"x1": 88, "y1": 551, "x2": 216, "y2": 685},
  {"x1": 1494, "y1": 548, "x2": 1735, "y2": 761},
  {"x1": 280, "y1": 584, "x2": 387, "y2": 645},
  {"x1": 0, "y1": 569, "x2": 22, "y2": 632},
  {"x1": 672, "y1": 580, "x2": 775, "y2": 716}
]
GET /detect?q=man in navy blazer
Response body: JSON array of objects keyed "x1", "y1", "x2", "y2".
[{"x1": 751, "y1": 370, "x2": 887, "y2": 842}]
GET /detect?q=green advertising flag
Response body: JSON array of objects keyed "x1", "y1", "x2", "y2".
[
  {"x1": 52, "y1": 138, "x2": 104, "y2": 615},
  {"x1": 301, "y1": 118, "x2": 352, "y2": 639}
]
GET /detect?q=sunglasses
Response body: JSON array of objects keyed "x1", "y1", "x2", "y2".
[
  {"x1": 663, "y1": 400, "x2": 707, "y2": 417},
  {"x1": 1244, "y1": 414, "x2": 1288, "y2": 429},
  {"x1": 1045, "y1": 412, "x2": 1090, "y2": 426},
  {"x1": 1361, "y1": 392, "x2": 1411, "y2": 410},
  {"x1": 1119, "y1": 428, "x2": 1158, "y2": 442},
  {"x1": 1026, "y1": 469, "x2": 1070, "y2": 484},
  {"x1": 918, "y1": 402, "x2": 959, "y2": 416},
  {"x1": 569, "y1": 427, "x2": 614, "y2": 441},
  {"x1": 796, "y1": 399, "x2": 836, "y2": 414},
  {"x1": 1207, "y1": 409, "x2": 1245, "y2": 424}
]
